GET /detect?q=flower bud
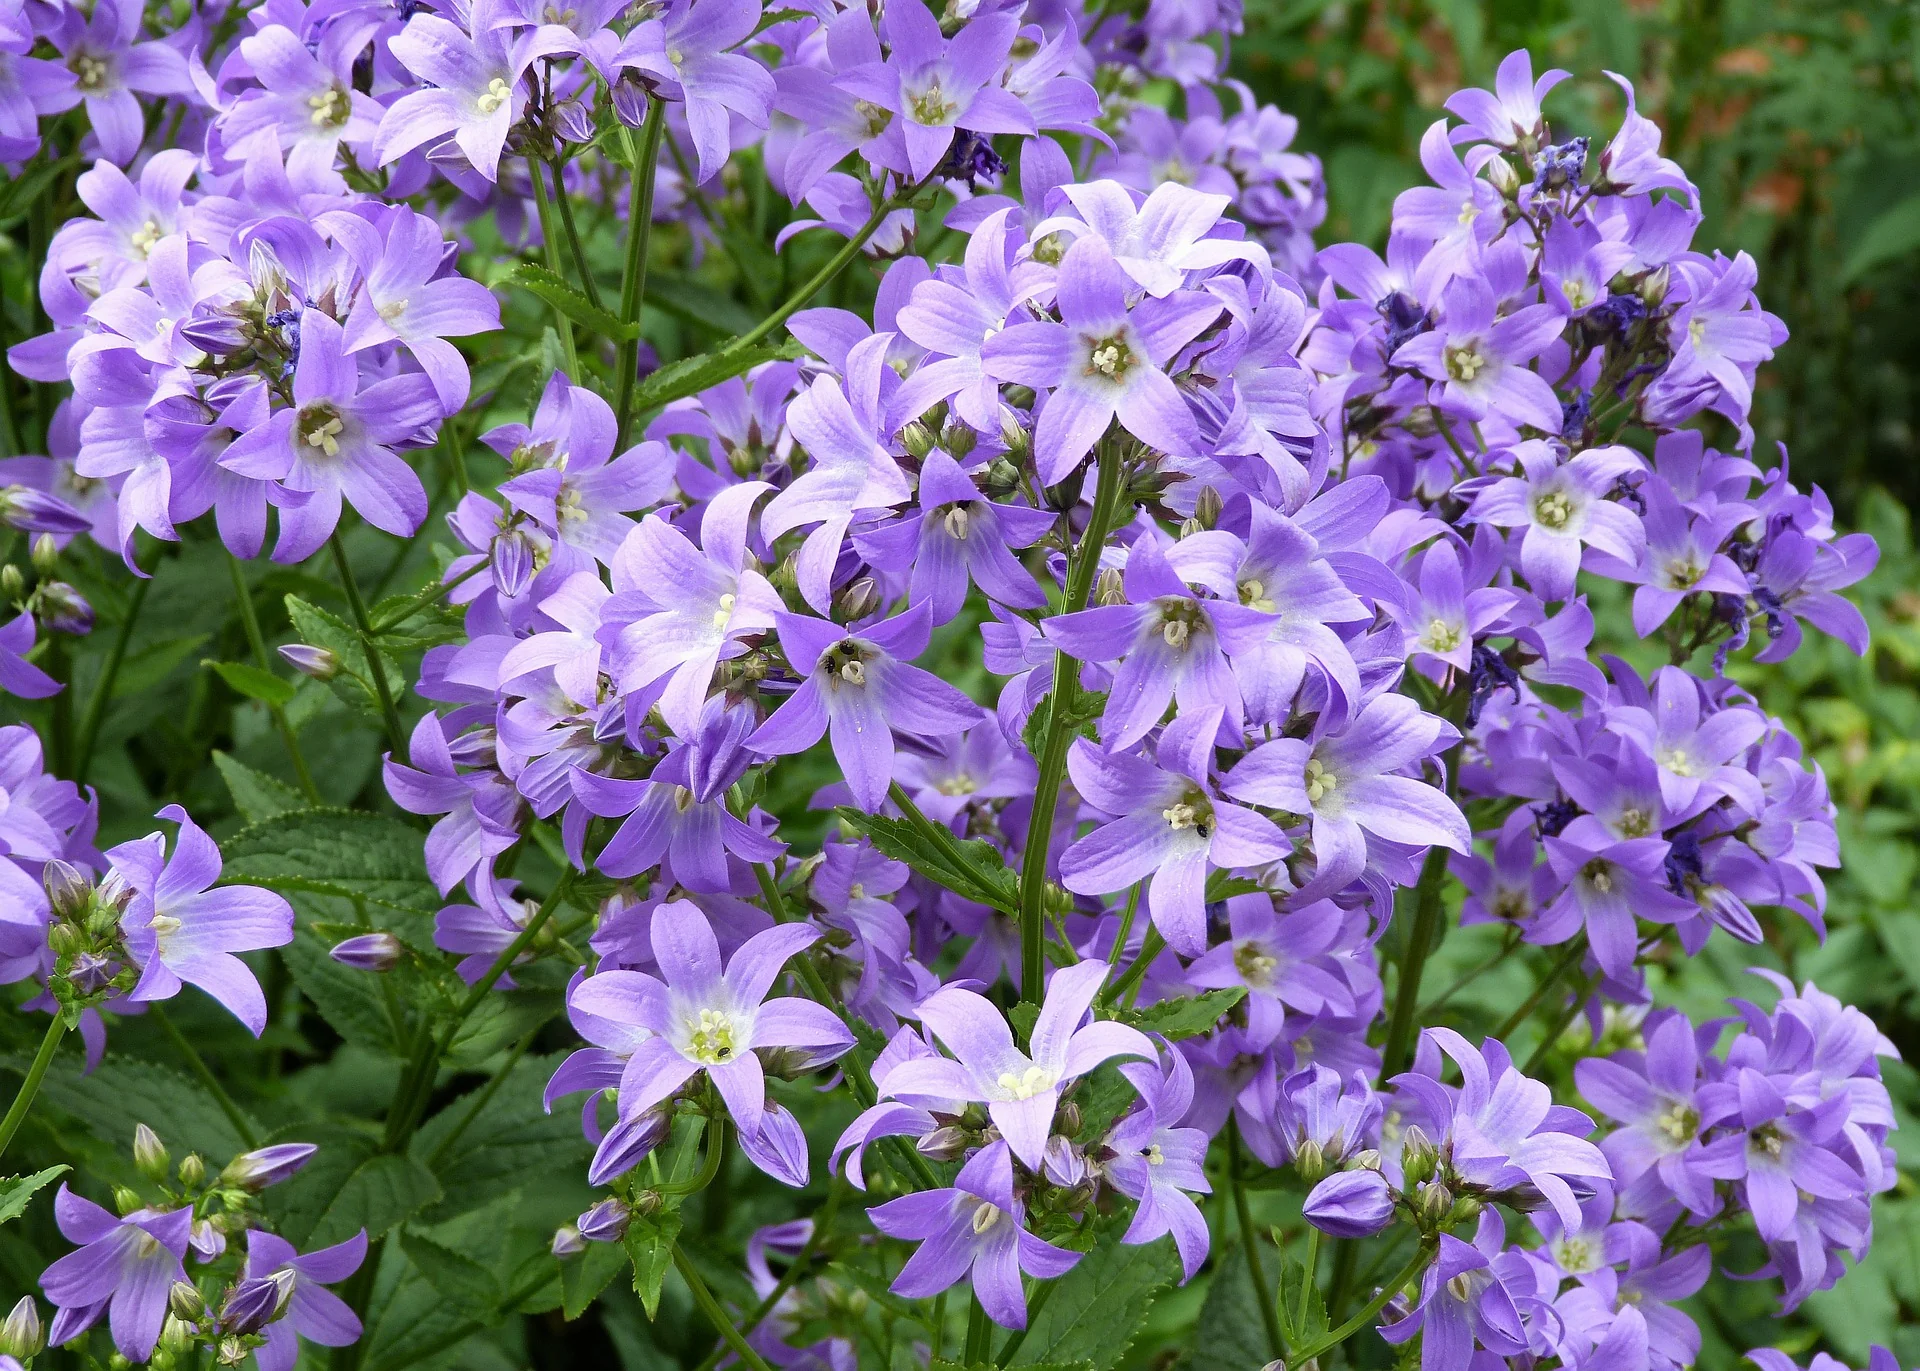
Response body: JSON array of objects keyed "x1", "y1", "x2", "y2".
[
  {"x1": 43, "y1": 859, "x2": 91, "y2": 921},
  {"x1": 29, "y1": 533, "x2": 57, "y2": 575},
  {"x1": 899, "y1": 420, "x2": 936, "y2": 461},
  {"x1": 552, "y1": 1223, "x2": 587, "y2": 1258},
  {"x1": 278, "y1": 643, "x2": 339, "y2": 681},
  {"x1": 169, "y1": 1281, "x2": 207, "y2": 1323},
  {"x1": 611, "y1": 77, "x2": 650, "y2": 130},
  {"x1": 217, "y1": 1333, "x2": 250, "y2": 1365},
  {"x1": 586, "y1": 1108, "x2": 672, "y2": 1187},
  {"x1": 329, "y1": 932, "x2": 403, "y2": 972},
  {"x1": 1056, "y1": 1101, "x2": 1082, "y2": 1139},
  {"x1": 0, "y1": 484, "x2": 90, "y2": 536},
  {"x1": 1177, "y1": 516, "x2": 1205, "y2": 539},
  {"x1": 179, "y1": 1153, "x2": 205, "y2": 1188},
  {"x1": 1450, "y1": 1195, "x2": 1483, "y2": 1226},
  {"x1": 133, "y1": 1124, "x2": 170, "y2": 1182},
  {"x1": 181, "y1": 311, "x2": 251, "y2": 356},
  {"x1": 1347, "y1": 1148, "x2": 1383, "y2": 1172},
  {"x1": 223, "y1": 1270, "x2": 294, "y2": 1336},
  {"x1": 1639, "y1": 265, "x2": 1670, "y2": 307},
  {"x1": 916, "y1": 1125, "x2": 970, "y2": 1161},
  {"x1": 492, "y1": 529, "x2": 535, "y2": 599},
  {"x1": 95, "y1": 867, "x2": 135, "y2": 915},
  {"x1": 998, "y1": 411, "x2": 1031, "y2": 461},
  {"x1": 37, "y1": 581, "x2": 92, "y2": 635},
  {"x1": 941, "y1": 419, "x2": 977, "y2": 461},
  {"x1": 1418, "y1": 1181, "x2": 1454, "y2": 1228},
  {"x1": 220, "y1": 1143, "x2": 317, "y2": 1192},
  {"x1": 834, "y1": 576, "x2": 883, "y2": 624},
  {"x1": 551, "y1": 98, "x2": 594, "y2": 145},
  {"x1": 1094, "y1": 567, "x2": 1126, "y2": 607},
  {"x1": 1399, "y1": 1125, "x2": 1438, "y2": 1188},
  {"x1": 576, "y1": 1197, "x2": 632, "y2": 1243},
  {"x1": 0, "y1": 1296, "x2": 43, "y2": 1359},
  {"x1": 1192, "y1": 485, "x2": 1222, "y2": 530},
  {"x1": 0, "y1": 565, "x2": 22, "y2": 601},
  {"x1": 631, "y1": 1189, "x2": 664, "y2": 1217},
  {"x1": 1303, "y1": 1169, "x2": 1393, "y2": 1239},
  {"x1": 1486, "y1": 154, "x2": 1521, "y2": 195},
  {"x1": 1294, "y1": 1137, "x2": 1326, "y2": 1184},
  {"x1": 112, "y1": 1185, "x2": 142, "y2": 1215},
  {"x1": 47, "y1": 922, "x2": 83, "y2": 958},
  {"x1": 159, "y1": 1313, "x2": 195, "y2": 1357}
]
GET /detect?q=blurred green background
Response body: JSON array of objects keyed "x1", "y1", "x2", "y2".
[{"x1": 1230, "y1": 4, "x2": 1920, "y2": 1362}]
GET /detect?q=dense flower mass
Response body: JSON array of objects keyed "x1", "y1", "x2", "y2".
[{"x1": 0, "y1": 2, "x2": 1896, "y2": 1369}]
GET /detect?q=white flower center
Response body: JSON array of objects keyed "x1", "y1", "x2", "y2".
[
  {"x1": 1444, "y1": 342, "x2": 1487, "y2": 382},
  {"x1": 943, "y1": 506, "x2": 971, "y2": 540},
  {"x1": 129, "y1": 219, "x2": 164, "y2": 258},
  {"x1": 1144, "y1": 1143, "x2": 1165, "y2": 1165},
  {"x1": 308, "y1": 85, "x2": 351, "y2": 128},
  {"x1": 995, "y1": 1064, "x2": 1055, "y2": 1100},
  {"x1": 475, "y1": 77, "x2": 512, "y2": 115},
  {"x1": 970, "y1": 1200, "x2": 1001, "y2": 1234},
  {"x1": 712, "y1": 592, "x2": 736, "y2": 629},
  {"x1": 1533, "y1": 490, "x2": 1574, "y2": 531},
  {"x1": 686, "y1": 1007, "x2": 741, "y2": 1064},
  {"x1": 1423, "y1": 617, "x2": 1461, "y2": 653},
  {"x1": 1238, "y1": 578, "x2": 1275, "y2": 613},
  {"x1": 1305, "y1": 757, "x2": 1338, "y2": 804}
]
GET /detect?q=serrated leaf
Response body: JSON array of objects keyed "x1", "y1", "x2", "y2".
[
  {"x1": 359, "y1": 1252, "x2": 479, "y2": 1371},
  {"x1": 510, "y1": 261, "x2": 638, "y2": 340},
  {"x1": 1113, "y1": 986, "x2": 1245, "y2": 1040},
  {"x1": 30, "y1": 1054, "x2": 256, "y2": 1159},
  {"x1": 561, "y1": 1240, "x2": 629, "y2": 1319},
  {"x1": 1071, "y1": 1063, "x2": 1140, "y2": 1142},
  {"x1": 1009, "y1": 1000, "x2": 1039, "y2": 1046},
  {"x1": 1274, "y1": 1250, "x2": 1329, "y2": 1350},
  {"x1": 835, "y1": 808, "x2": 1020, "y2": 913},
  {"x1": 220, "y1": 808, "x2": 439, "y2": 920},
  {"x1": 1003, "y1": 1216, "x2": 1178, "y2": 1367},
  {"x1": 1193, "y1": 1244, "x2": 1272, "y2": 1371},
  {"x1": 410, "y1": 1054, "x2": 590, "y2": 1224},
  {"x1": 202, "y1": 658, "x2": 296, "y2": 707},
  {"x1": 266, "y1": 1125, "x2": 441, "y2": 1250},
  {"x1": 1202, "y1": 871, "x2": 1264, "y2": 902},
  {"x1": 282, "y1": 926, "x2": 402, "y2": 1053},
  {"x1": 284, "y1": 595, "x2": 407, "y2": 725},
  {"x1": 212, "y1": 751, "x2": 308, "y2": 825},
  {"x1": 401, "y1": 1230, "x2": 503, "y2": 1323},
  {"x1": 624, "y1": 1207, "x2": 683, "y2": 1318},
  {"x1": 0, "y1": 1166, "x2": 68, "y2": 1225},
  {"x1": 629, "y1": 338, "x2": 806, "y2": 415}
]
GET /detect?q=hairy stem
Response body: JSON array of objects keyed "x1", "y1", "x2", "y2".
[
  {"x1": 227, "y1": 552, "x2": 320, "y2": 802},
  {"x1": 369, "y1": 561, "x2": 488, "y2": 634},
  {"x1": 328, "y1": 531, "x2": 408, "y2": 757},
  {"x1": 614, "y1": 99, "x2": 668, "y2": 448},
  {"x1": 0, "y1": 1013, "x2": 66, "y2": 1161},
  {"x1": 1019, "y1": 437, "x2": 1126, "y2": 1003}
]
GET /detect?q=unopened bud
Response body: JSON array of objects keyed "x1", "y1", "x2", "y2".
[
  {"x1": 1094, "y1": 567, "x2": 1126, "y2": 607},
  {"x1": 611, "y1": 76, "x2": 649, "y2": 129},
  {"x1": 1450, "y1": 1195, "x2": 1483, "y2": 1226},
  {"x1": 0, "y1": 565, "x2": 23, "y2": 601},
  {"x1": 43, "y1": 859, "x2": 91, "y2": 920},
  {"x1": 112, "y1": 1186, "x2": 142, "y2": 1215},
  {"x1": 492, "y1": 528, "x2": 535, "y2": 599},
  {"x1": 998, "y1": 411, "x2": 1031, "y2": 461},
  {"x1": 47, "y1": 922, "x2": 82, "y2": 958},
  {"x1": 158, "y1": 1313, "x2": 195, "y2": 1356},
  {"x1": 576, "y1": 1197, "x2": 632, "y2": 1243},
  {"x1": 1056, "y1": 1101, "x2": 1082, "y2": 1139},
  {"x1": 30, "y1": 533, "x2": 57, "y2": 575},
  {"x1": 552, "y1": 1223, "x2": 586, "y2": 1258},
  {"x1": 220, "y1": 1143, "x2": 317, "y2": 1192},
  {"x1": 179, "y1": 1153, "x2": 205, "y2": 1188},
  {"x1": 133, "y1": 1124, "x2": 170, "y2": 1182},
  {"x1": 585, "y1": 1108, "x2": 672, "y2": 1187},
  {"x1": 941, "y1": 419, "x2": 977, "y2": 460},
  {"x1": 1418, "y1": 1181, "x2": 1453, "y2": 1227},
  {"x1": 631, "y1": 1189, "x2": 664, "y2": 1217},
  {"x1": 217, "y1": 1333, "x2": 250, "y2": 1365},
  {"x1": 37, "y1": 580, "x2": 91, "y2": 635},
  {"x1": 329, "y1": 932, "x2": 403, "y2": 972},
  {"x1": 834, "y1": 576, "x2": 883, "y2": 624},
  {"x1": 1347, "y1": 1148, "x2": 1383, "y2": 1172},
  {"x1": 0, "y1": 484, "x2": 89, "y2": 536},
  {"x1": 1640, "y1": 265, "x2": 1670, "y2": 307},
  {"x1": 169, "y1": 1281, "x2": 207, "y2": 1323},
  {"x1": 1294, "y1": 1138, "x2": 1326, "y2": 1184},
  {"x1": 1399, "y1": 1125, "x2": 1438, "y2": 1187},
  {"x1": 1177, "y1": 516, "x2": 1204, "y2": 539},
  {"x1": 916, "y1": 1125, "x2": 970, "y2": 1162},
  {"x1": 278, "y1": 643, "x2": 339, "y2": 681},
  {"x1": 0, "y1": 1296, "x2": 43, "y2": 1359},
  {"x1": 1486, "y1": 154, "x2": 1521, "y2": 195},
  {"x1": 899, "y1": 420, "x2": 936, "y2": 461},
  {"x1": 1192, "y1": 485, "x2": 1222, "y2": 530},
  {"x1": 551, "y1": 98, "x2": 593, "y2": 145}
]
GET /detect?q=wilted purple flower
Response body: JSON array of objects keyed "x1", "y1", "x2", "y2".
[
  {"x1": 39, "y1": 1186, "x2": 190, "y2": 1361},
  {"x1": 867, "y1": 1140, "x2": 1080, "y2": 1330}
]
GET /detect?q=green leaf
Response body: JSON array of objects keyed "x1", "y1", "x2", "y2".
[
  {"x1": 284, "y1": 595, "x2": 408, "y2": 725},
  {"x1": 359, "y1": 1253, "x2": 481, "y2": 1371},
  {"x1": 113, "y1": 634, "x2": 211, "y2": 697},
  {"x1": 1003, "y1": 1216, "x2": 1179, "y2": 1367},
  {"x1": 281, "y1": 926, "x2": 402, "y2": 1054},
  {"x1": 510, "y1": 261, "x2": 638, "y2": 340},
  {"x1": 1273, "y1": 1247, "x2": 1329, "y2": 1350},
  {"x1": 1113, "y1": 986, "x2": 1245, "y2": 1041},
  {"x1": 410, "y1": 1054, "x2": 591, "y2": 1224},
  {"x1": 628, "y1": 338, "x2": 806, "y2": 416},
  {"x1": 835, "y1": 808, "x2": 1021, "y2": 913},
  {"x1": 30, "y1": 1055, "x2": 256, "y2": 1159},
  {"x1": 1202, "y1": 872, "x2": 1264, "y2": 903},
  {"x1": 624, "y1": 1207, "x2": 683, "y2": 1319},
  {"x1": 561, "y1": 1240, "x2": 629, "y2": 1320},
  {"x1": 212, "y1": 751, "x2": 309, "y2": 825},
  {"x1": 1009, "y1": 1001, "x2": 1039, "y2": 1046},
  {"x1": 0, "y1": 157, "x2": 72, "y2": 226},
  {"x1": 400, "y1": 1231, "x2": 503, "y2": 1323},
  {"x1": 1843, "y1": 192, "x2": 1920, "y2": 284},
  {"x1": 645, "y1": 272, "x2": 760, "y2": 336},
  {"x1": 0, "y1": 1166, "x2": 68, "y2": 1225},
  {"x1": 266, "y1": 1124, "x2": 442, "y2": 1250},
  {"x1": 202, "y1": 658, "x2": 296, "y2": 708},
  {"x1": 1192, "y1": 1244, "x2": 1272, "y2": 1371},
  {"x1": 1071, "y1": 1064, "x2": 1141, "y2": 1142},
  {"x1": 933, "y1": 1363, "x2": 1090, "y2": 1371},
  {"x1": 220, "y1": 808, "x2": 440, "y2": 920}
]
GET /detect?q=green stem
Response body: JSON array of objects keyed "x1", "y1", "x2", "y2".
[
  {"x1": 73, "y1": 574, "x2": 151, "y2": 785},
  {"x1": 1523, "y1": 971, "x2": 1597, "y2": 1076},
  {"x1": 1378, "y1": 844, "x2": 1451, "y2": 1083},
  {"x1": 1291, "y1": 1240, "x2": 1438, "y2": 1364},
  {"x1": 327, "y1": 531, "x2": 408, "y2": 757},
  {"x1": 614, "y1": 100, "x2": 669, "y2": 448},
  {"x1": 1019, "y1": 436, "x2": 1125, "y2": 1003},
  {"x1": 369, "y1": 562, "x2": 488, "y2": 634},
  {"x1": 993, "y1": 1267, "x2": 1066, "y2": 1367},
  {"x1": 0, "y1": 1013, "x2": 66, "y2": 1161},
  {"x1": 151, "y1": 1005, "x2": 258, "y2": 1148},
  {"x1": 423, "y1": 1020, "x2": 546, "y2": 1168},
  {"x1": 383, "y1": 869, "x2": 574, "y2": 1151},
  {"x1": 963, "y1": 1297, "x2": 994, "y2": 1365},
  {"x1": 675, "y1": 1243, "x2": 779, "y2": 1371},
  {"x1": 1106, "y1": 881, "x2": 1142, "y2": 967},
  {"x1": 227, "y1": 552, "x2": 321, "y2": 802},
  {"x1": 1099, "y1": 926, "x2": 1164, "y2": 1009},
  {"x1": 692, "y1": 1183, "x2": 843, "y2": 1371},
  {"x1": 1493, "y1": 936, "x2": 1589, "y2": 1043},
  {"x1": 46, "y1": 632, "x2": 70, "y2": 777},
  {"x1": 1297, "y1": 1224, "x2": 1321, "y2": 1338},
  {"x1": 528, "y1": 155, "x2": 584, "y2": 380},
  {"x1": 661, "y1": 1115, "x2": 728, "y2": 1194},
  {"x1": 1229, "y1": 1119, "x2": 1283, "y2": 1361},
  {"x1": 545, "y1": 154, "x2": 603, "y2": 310},
  {"x1": 1421, "y1": 930, "x2": 1518, "y2": 1017}
]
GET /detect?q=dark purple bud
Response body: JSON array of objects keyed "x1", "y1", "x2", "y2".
[
  {"x1": 67, "y1": 951, "x2": 119, "y2": 994},
  {"x1": 916, "y1": 1125, "x2": 969, "y2": 1162},
  {"x1": 219, "y1": 1271, "x2": 293, "y2": 1335},
  {"x1": 220, "y1": 1143, "x2": 317, "y2": 1192},
  {"x1": 180, "y1": 311, "x2": 250, "y2": 356},
  {"x1": 576, "y1": 1197, "x2": 631, "y2": 1244},
  {"x1": 330, "y1": 932, "x2": 403, "y2": 972},
  {"x1": 1303, "y1": 1169, "x2": 1394, "y2": 1239},
  {"x1": 551, "y1": 98, "x2": 594, "y2": 145},
  {"x1": 493, "y1": 529, "x2": 534, "y2": 599},
  {"x1": 587, "y1": 1108, "x2": 672, "y2": 1186},
  {"x1": 279, "y1": 643, "x2": 340, "y2": 680},
  {"x1": 938, "y1": 128, "x2": 1006, "y2": 190},
  {"x1": 37, "y1": 582, "x2": 92, "y2": 635},
  {"x1": 0, "y1": 485, "x2": 90, "y2": 535}
]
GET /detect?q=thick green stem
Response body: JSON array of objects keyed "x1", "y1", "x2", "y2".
[
  {"x1": 661, "y1": 1116, "x2": 728, "y2": 1195},
  {"x1": 151, "y1": 1005, "x2": 257, "y2": 1148},
  {"x1": 1378, "y1": 844, "x2": 1451, "y2": 1083},
  {"x1": 1229, "y1": 1119, "x2": 1284, "y2": 1361},
  {"x1": 1019, "y1": 438, "x2": 1125, "y2": 1003},
  {"x1": 528, "y1": 156, "x2": 583, "y2": 380},
  {"x1": 546, "y1": 154, "x2": 603, "y2": 310},
  {"x1": 676, "y1": 1243, "x2": 779, "y2": 1371},
  {"x1": 1297, "y1": 1224, "x2": 1321, "y2": 1337},
  {"x1": 73, "y1": 574, "x2": 149, "y2": 785},
  {"x1": 1290, "y1": 1240, "x2": 1438, "y2": 1364},
  {"x1": 614, "y1": 101, "x2": 669, "y2": 448},
  {"x1": 383, "y1": 869, "x2": 574, "y2": 1151},
  {"x1": 963, "y1": 1297, "x2": 994, "y2": 1365},
  {"x1": 1106, "y1": 882, "x2": 1142, "y2": 967},
  {"x1": 227, "y1": 553, "x2": 321, "y2": 802},
  {"x1": 0, "y1": 1013, "x2": 66, "y2": 1161},
  {"x1": 328, "y1": 531, "x2": 408, "y2": 757}
]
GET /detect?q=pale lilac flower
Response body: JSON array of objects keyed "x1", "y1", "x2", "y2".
[
  {"x1": 1468, "y1": 443, "x2": 1646, "y2": 602},
  {"x1": 243, "y1": 1231, "x2": 367, "y2": 1371},
  {"x1": 39, "y1": 1187, "x2": 190, "y2": 1361},
  {"x1": 1444, "y1": 49, "x2": 1569, "y2": 150},
  {"x1": 1035, "y1": 180, "x2": 1268, "y2": 298},
  {"x1": 225, "y1": 25, "x2": 384, "y2": 181},
  {"x1": 1104, "y1": 1049, "x2": 1212, "y2": 1279},
  {"x1": 1390, "y1": 272, "x2": 1566, "y2": 434},
  {"x1": 43, "y1": 0, "x2": 193, "y2": 166}
]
